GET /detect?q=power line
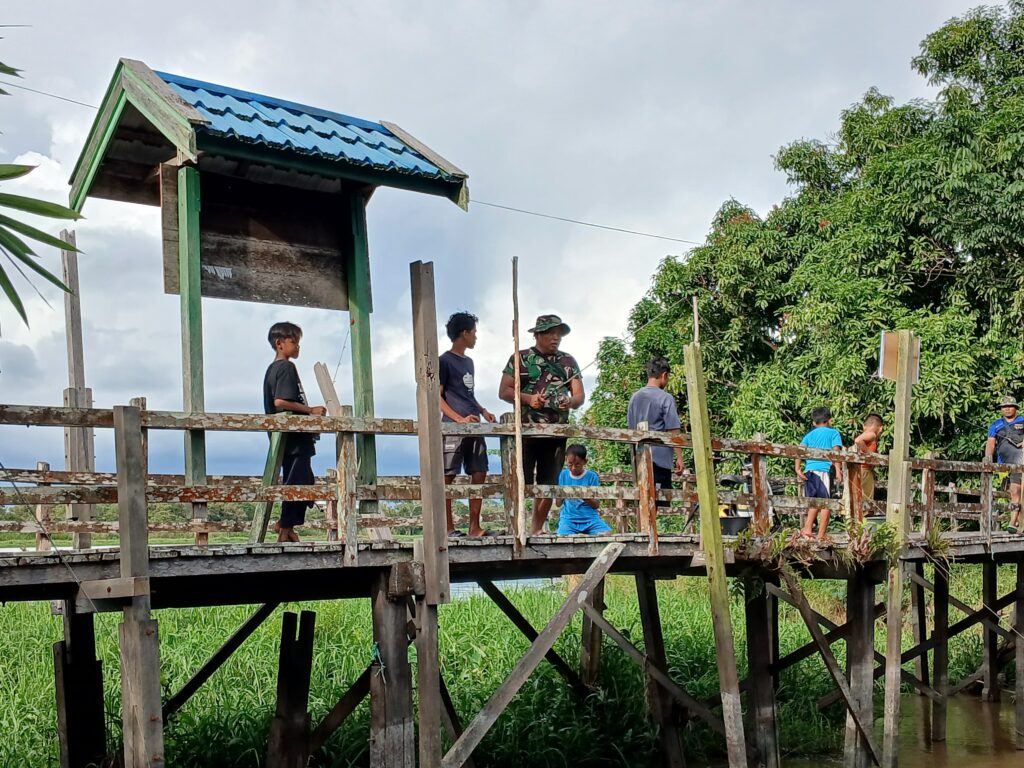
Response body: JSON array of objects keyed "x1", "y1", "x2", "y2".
[
  {"x1": 474, "y1": 200, "x2": 702, "y2": 245},
  {"x1": 0, "y1": 79, "x2": 97, "y2": 108}
]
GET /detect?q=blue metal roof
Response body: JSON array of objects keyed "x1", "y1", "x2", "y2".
[{"x1": 155, "y1": 71, "x2": 455, "y2": 181}]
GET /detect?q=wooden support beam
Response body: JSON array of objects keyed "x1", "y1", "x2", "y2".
[
  {"x1": 982, "y1": 561, "x2": 1001, "y2": 702},
  {"x1": 63, "y1": 386, "x2": 96, "y2": 550},
  {"x1": 177, "y1": 164, "x2": 208, "y2": 546},
  {"x1": 931, "y1": 565, "x2": 949, "y2": 742},
  {"x1": 60, "y1": 230, "x2": 86, "y2": 390},
  {"x1": 309, "y1": 665, "x2": 372, "y2": 754},
  {"x1": 370, "y1": 572, "x2": 415, "y2": 767},
  {"x1": 907, "y1": 568, "x2": 1011, "y2": 640},
  {"x1": 780, "y1": 571, "x2": 880, "y2": 766},
  {"x1": 745, "y1": 576, "x2": 780, "y2": 768},
  {"x1": 580, "y1": 578, "x2": 605, "y2": 689},
  {"x1": 163, "y1": 602, "x2": 278, "y2": 720},
  {"x1": 636, "y1": 572, "x2": 686, "y2": 767},
  {"x1": 345, "y1": 194, "x2": 378, "y2": 528},
  {"x1": 34, "y1": 460, "x2": 52, "y2": 551},
  {"x1": 441, "y1": 543, "x2": 624, "y2": 768},
  {"x1": 882, "y1": 329, "x2": 915, "y2": 768},
  {"x1": 683, "y1": 342, "x2": 747, "y2": 768},
  {"x1": 338, "y1": 406, "x2": 358, "y2": 566},
  {"x1": 477, "y1": 580, "x2": 587, "y2": 696},
  {"x1": 439, "y1": 673, "x2": 476, "y2": 768},
  {"x1": 844, "y1": 571, "x2": 877, "y2": 768},
  {"x1": 417, "y1": 595, "x2": 443, "y2": 768},
  {"x1": 249, "y1": 432, "x2": 284, "y2": 544},
  {"x1": 909, "y1": 562, "x2": 930, "y2": 690},
  {"x1": 266, "y1": 610, "x2": 316, "y2": 768},
  {"x1": 54, "y1": 610, "x2": 106, "y2": 768}
]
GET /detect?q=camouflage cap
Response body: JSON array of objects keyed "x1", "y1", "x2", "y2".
[
  {"x1": 529, "y1": 314, "x2": 571, "y2": 335},
  {"x1": 998, "y1": 394, "x2": 1019, "y2": 409}
]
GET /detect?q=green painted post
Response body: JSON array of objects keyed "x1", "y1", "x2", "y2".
[
  {"x1": 683, "y1": 342, "x2": 747, "y2": 768},
  {"x1": 178, "y1": 165, "x2": 208, "y2": 544},
  {"x1": 346, "y1": 194, "x2": 377, "y2": 514}
]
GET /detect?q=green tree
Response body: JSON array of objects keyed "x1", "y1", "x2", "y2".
[
  {"x1": 0, "y1": 53, "x2": 80, "y2": 327},
  {"x1": 587, "y1": 1, "x2": 1024, "y2": 463}
]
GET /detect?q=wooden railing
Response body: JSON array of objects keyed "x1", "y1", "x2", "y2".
[{"x1": 2, "y1": 404, "x2": 1022, "y2": 553}]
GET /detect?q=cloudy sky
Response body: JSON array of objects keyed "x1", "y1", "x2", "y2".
[{"x1": 0, "y1": 0, "x2": 974, "y2": 477}]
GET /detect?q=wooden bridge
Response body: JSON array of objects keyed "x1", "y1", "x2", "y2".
[{"x1": 1, "y1": 308, "x2": 1023, "y2": 768}]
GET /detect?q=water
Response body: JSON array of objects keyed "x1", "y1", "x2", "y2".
[{"x1": 783, "y1": 694, "x2": 1021, "y2": 767}]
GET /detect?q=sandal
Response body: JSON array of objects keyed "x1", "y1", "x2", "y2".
[{"x1": 447, "y1": 530, "x2": 467, "y2": 538}]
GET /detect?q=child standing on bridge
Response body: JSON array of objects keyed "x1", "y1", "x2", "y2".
[
  {"x1": 796, "y1": 407, "x2": 844, "y2": 540},
  {"x1": 263, "y1": 322, "x2": 327, "y2": 543},
  {"x1": 556, "y1": 444, "x2": 612, "y2": 536}
]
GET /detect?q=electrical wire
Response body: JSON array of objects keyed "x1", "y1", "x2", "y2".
[{"x1": 0, "y1": 80, "x2": 97, "y2": 109}]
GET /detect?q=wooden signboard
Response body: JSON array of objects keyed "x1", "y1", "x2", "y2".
[
  {"x1": 878, "y1": 331, "x2": 920, "y2": 384},
  {"x1": 160, "y1": 165, "x2": 350, "y2": 310}
]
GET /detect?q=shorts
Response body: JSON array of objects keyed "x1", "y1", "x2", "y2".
[
  {"x1": 279, "y1": 451, "x2": 315, "y2": 528},
  {"x1": 523, "y1": 437, "x2": 567, "y2": 486},
  {"x1": 444, "y1": 436, "x2": 488, "y2": 476},
  {"x1": 557, "y1": 516, "x2": 613, "y2": 536},
  {"x1": 804, "y1": 470, "x2": 832, "y2": 500},
  {"x1": 653, "y1": 464, "x2": 673, "y2": 508},
  {"x1": 1003, "y1": 472, "x2": 1022, "y2": 486}
]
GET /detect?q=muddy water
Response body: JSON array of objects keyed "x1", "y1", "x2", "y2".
[{"x1": 784, "y1": 694, "x2": 1021, "y2": 767}]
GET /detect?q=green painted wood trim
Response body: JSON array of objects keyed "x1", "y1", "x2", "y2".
[
  {"x1": 249, "y1": 432, "x2": 284, "y2": 544},
  {"x1": 69, "y1": 89, "x2": 128, "y2": 212},
  {"x1": 121, "y1": 67, "x2": 198, "y2": 161},
  {"x1": 178, "y1": 165, "x2": 206, "y2": 486},
  {"x1": 346, "y1": 194, "x2": 377, "y2": 491},
  {"x1": 197, "y1": 136, "x2": 465, "y2": 205}
]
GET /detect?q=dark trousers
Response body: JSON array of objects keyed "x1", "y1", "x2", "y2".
[
  {"x1": 652, "y1": 464, "x2": 673, "y2": 507},
  {"x1": 279, "y1": 451, "x2": 315, "y2": 528}
]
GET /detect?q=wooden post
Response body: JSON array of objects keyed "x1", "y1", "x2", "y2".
[
  {"x1": 909, "y1": 562, "x2": 929, "y2": 690},
  {"x1": 931, "y1": 565, "x2": 949, "y2": 742},
  {"x1": 266, "y1": 611, "x2": 315, "y2": 768},
  {"x1": 882, "y1": 329, "x2": 916, "y2": 768},
  {"x1": 580, "y1": 578, "x2": 605, "y2": 689},
  {"x1": 682, "y1": 343, "x2": 747, "y2": 768},
  {"x1": 177, "y1": 165, "x2": 208, "y2": 547},
  {"x1": 499, "y1": 413, "x2": 519, "y2": 538},
  {"x1": 249, "y1": 432, "x2": 284, "y2": 544},
  {"x1": 981, "y1": 459, "x2": 994, "y2": 545},
  {"x1": 60, "y1": 230, "x2": 96, "y2": 550},
  {"x1": 751, "y1": 436, "x2": 771, "y2": 535},
  {"x1": 981, "y1": 561, "x2": 1000, "y2": 702},
  {"x1": 54, "y1": 609, "x2": 105, "y2": 768},
  {"x1": 370, "y1": 572, "x2": 414, "y2": 767},
  {"x1": 511, "y1": 257, "x2": 526, "y2": 549},
  {"x1": 637, "y1": 573, "x2": 687, "y2": 768},
  {"x1": 745, "y1": 576, "x2": 780, "y2": 768},
  {"x1": 34, "y1": 460, "x2": 52, "y2": 551},
  {"x1": 1015, "y1": 560, "x2": 1023, "y2": 751},
  {"x1": 635, "y1": 422, "x2": 658, "y2": 554},
  {"x1": 346, "y1": 194, "x2": 379, "y2": 528},
  {"x1": 337, "y1": 406, "x2": 358, "y2": 566},
  {"x1": 314, "y1": 363, "x2": 344, "y2": 544},
  {"x1": 114, "y1": 405, "x2": 163, "y2": 767},
  {"x1": 920, "y1": 452, "x2": 936, "y2": 535},
  {"x1": 410, "y1": 262, "x2": 449, "y2": 768},
  {"x1": 844, "y1": 570, "x2": 877, "y2": 768}
]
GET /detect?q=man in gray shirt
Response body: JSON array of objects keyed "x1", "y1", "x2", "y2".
[{"x1": 628, "y1": 357, "x2": 685, "y2": 505}]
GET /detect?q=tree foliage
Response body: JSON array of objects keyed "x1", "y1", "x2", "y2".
[{"x1": 586, "y1": 2, "x2": 1024, "y2": 465}]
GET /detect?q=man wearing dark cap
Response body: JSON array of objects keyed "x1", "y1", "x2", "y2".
[
  {"x1": 985, "y1": 394, "x2": 1023, "y2": 529},
  {"x1": 499, "y1": 314, "x2": 584, "y2": 535}
]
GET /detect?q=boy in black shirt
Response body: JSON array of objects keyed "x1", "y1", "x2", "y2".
[
  {"x1": 263, "y1": 322, "x2": 327, "y2": 542},
  {"x1": 440, "y1": 311, "x2": 496, "y2": 537}
]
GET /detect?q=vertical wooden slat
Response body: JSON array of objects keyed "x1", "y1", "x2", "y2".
[
  {"x1": 920, "y1": 451, "x2": 936, "y2": 535},
  {"x1": 177, "y1": 164, "x2": 208, "y2": 547},
  {"x1": 751, "y1": 435, "x2": 770, "y2": 535},
  {"x1": 636, "y1": 573, "x2": 686, "y2": 767},
  {"x1": 338, "y1": 406, "x2": 358, "y2": 565},
  {"x1": 63, "y1": 386, "x2": 96, "y2": 550},
  {"x1": 843, "y1": 571, "x2": 877, "y2": 768},
  {"x1": 370, "y1": 573, "x2": 414, "y2": 767},
  {"x1": 931, "y1": 564, "x2": 949, "y2": 742},
  {"x1": 682, "y1": 343, "x2": 747, "y2": 768},
  {"x1": 634, "y1": 423, "x2": 658, "y2": 554},
  {"x1": 745, "y1": 576, "x2": 780, "y2": 768},
  {"x1": 499, "y1": 413, "x2": 519, "y2": 538},
  {"x1": 981, "y1": 458, "x2": 994, "y2": 545},
  {"x1": 511, "y1": 257, "x2": 526, "y2": 550},
  {"x1": 882, "y1": 329, "x2": 915, "y2": 768},
  {"x1": 249, "y1": 433, "x2": 284, "y2": 544},
  {"x1": 415, "y1": 595, "x2": 442, "y2": 768},
  {"x1": 910, "y1": 562, "x2": 930, "y2": 690},
  {"x1": 60, "y1": 230, "x2": 85, "y2": 390},
  {"x1": 981, "y1": 561, "x2": 1000, "y2": 702},
  {"x1": 580, "y1": 578, "x2": 605, "y2": 689},
  {"x1": 266, "y1": 611, "x2": 315, "y2": 768},
  {"x1": 34, "y1": 461, "x2": 52, "y2": 551}
]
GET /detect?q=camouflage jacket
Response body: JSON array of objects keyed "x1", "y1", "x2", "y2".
[{"x1": 503, "y1": 347, "x2": 581, "y2": 423}]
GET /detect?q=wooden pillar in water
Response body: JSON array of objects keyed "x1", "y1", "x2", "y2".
[
  {"x1": 981, "y1": 561, "x2": 1001, "y2": 702},
  {"x1": 114, "y1": 405, "x2": 164, "y2": 767},
  {"x1": 882, "y1": 330, "x2": 916, "y2": 768},
  {"x1": 844, "y1": 569, "x2": 876, "y2": 768},
  {"x1": 266, "y1": 611, "x2": 315, "y2": 768},
  {"x1": 370, "y1": 573, "x2": 415, "y2": 767},
  {"x1": 177, "y1": 164, "x2": 208, "y2": 546},
  {"x1": 683, "y1": 342, "x2": 747, "y2": 768},
  {"x1": 635, "y1": 573, "x2": 686, "y2": 767},
  {"x1": 931, "y1": 565, "x2": 949, "y2": 741},
  {"x1": 745, "y1": 575, "x2": 780, "y2": 768}
]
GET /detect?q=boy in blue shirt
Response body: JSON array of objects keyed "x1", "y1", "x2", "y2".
[
  {"x1": 556, "y1": 444, "x2": 612, "y2": 536},
  {"x1": 985, "y1": 394, "x2": 1023, "y2": 529},
  {"x1": 796, "y1": 407, "x2": 843, "y2": 540}
]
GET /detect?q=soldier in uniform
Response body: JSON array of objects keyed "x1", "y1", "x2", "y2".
[
  {"x1": 499, "y1": 314, "x2": 584, "y2": 535},
  {"x1": 985, "y1": 394, "x2": 1023, "y2": 530}
]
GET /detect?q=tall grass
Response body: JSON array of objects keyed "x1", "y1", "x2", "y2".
[{"x1": 0, "y1": 566, "x2": 1010, "y2": 767}]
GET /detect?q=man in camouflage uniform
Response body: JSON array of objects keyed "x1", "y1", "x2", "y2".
[{"x1": 499, "y1": 314, "x2": 585, "y2": 534}]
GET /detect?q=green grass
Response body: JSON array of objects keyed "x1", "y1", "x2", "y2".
[{"x1": 0, "y1": 567, "x2": 1012, "y2": 767}]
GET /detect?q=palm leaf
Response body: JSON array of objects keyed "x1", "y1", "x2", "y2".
[
  {"x1": 0, "y1": 224, "x2": 34, "y2": 258},
  {"x1": 0, "y1": 261, "x2": 28, "y2": 324},
  {"x1": 0, "y1": 213, "x2": 78, "y2": 251},
  {"x1": 0, "y1": 61, "x2": 20, "y2": 77},
  {"x1": 0, "y1": 192, "x2": 81, "y2": 220},
  {"x1": 2, "y1": 245, "x2": 69, "y2": 293},
  {"x1": 0, "y1": 164, "x2": 34, "y2": 181}
]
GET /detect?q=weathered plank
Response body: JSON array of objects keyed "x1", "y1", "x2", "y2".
[
  {"x1": 265, "y1": 611, "x2": 315, "y2": 768},
  {"x1": 982, "y1": 561, "x2": 1001, "y2": 702},
  {"x1": 62, "y1": 387, "x2": 96, "y2": 550},
  {"x1": 844, "y1": 571, "x2": 877, "y2": 768},
  {"x1": 54, "y1": 610, "x2": 106, "y2": 768},
  {"x1": 370, "y1": 573, "x2": 414, "y2": 767},
  {"x1": 249, "y1": 432, "x2": 284, "y2": 544},
  {"x1": 579, "y1": 578, "x2": 605, "y2": 690},
  {"x1": 441, "y1": 543, "x2": 624, "y2": 768},
  {"x1": 931, "y1": 566, "x2": 949, "y2": 742},
  {"x1": 337, "y1": 406, "x2": 358, "y2": 566},
  {"x1": 909, "y1": 562, "x2": 930, "y2": 689},
  {"x1": 745, "y1": 576, "x2": 780, "y2": 768}
]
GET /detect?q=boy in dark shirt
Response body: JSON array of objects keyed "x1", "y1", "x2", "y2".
[
  {"x1": 440, "y1": 312, "x2": 496, "y2": 537},
  {"x1": 263, "y1": 322, "x2": 326, "y2": 543}
]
